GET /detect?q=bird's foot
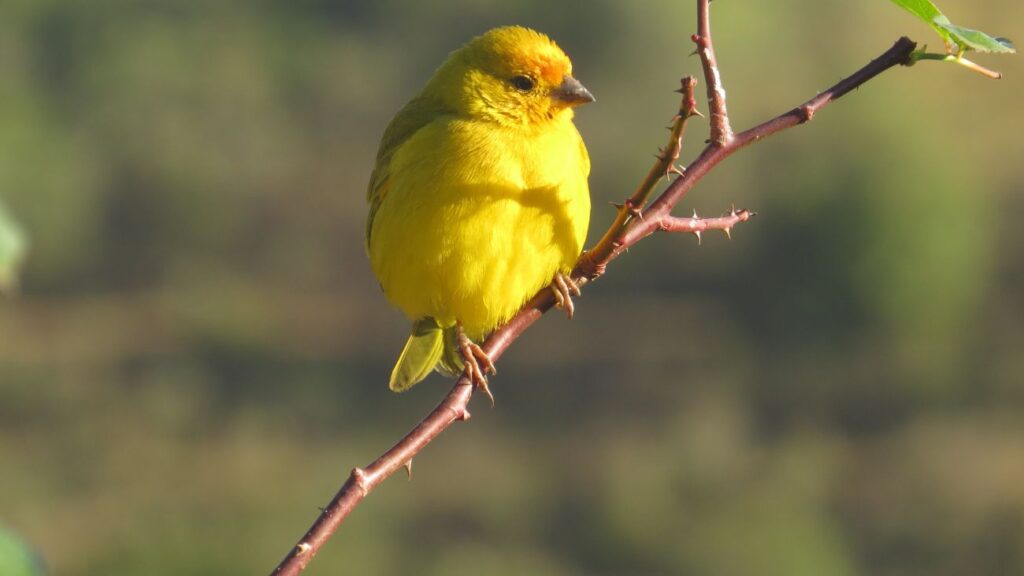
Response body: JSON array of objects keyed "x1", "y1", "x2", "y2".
[
  {"x1": 457, "y1": 327, "x2": 496, "y2": 406},
  {"x1": 549, "y1": 272, "x2": 582, "y2": 320}
]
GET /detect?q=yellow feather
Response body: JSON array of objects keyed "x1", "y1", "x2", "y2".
[{"x1": 367, "y1": 26, "x2": 592, "y2": 390}]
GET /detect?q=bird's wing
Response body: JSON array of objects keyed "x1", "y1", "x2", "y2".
[{"x1": 365, "y1": 95, "x2": 450, "y2": 249}]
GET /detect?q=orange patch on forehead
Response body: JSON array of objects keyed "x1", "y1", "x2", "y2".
[{"x1": 532, "y1": 50, "x2": 570, "y2": 85}]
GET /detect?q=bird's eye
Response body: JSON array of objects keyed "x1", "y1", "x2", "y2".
[{"x1": 510, "y1": 75, "x2": 536, "y2": 92}]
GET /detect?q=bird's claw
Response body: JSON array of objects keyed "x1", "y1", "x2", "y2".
[
  {"x1": 549, "y1": 272, "x2": 582, "y2": 320},
  {"x1": 457, "y1": 328, "x2": 496, "y2": 406}
]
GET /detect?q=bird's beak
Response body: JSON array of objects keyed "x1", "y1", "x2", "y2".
[{"x1": 552, "y1": 75, "x2": 595, "y2": 106}]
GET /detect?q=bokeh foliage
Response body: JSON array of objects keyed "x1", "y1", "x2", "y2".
[{"x1": 1, "y1": 1, "x2": 1022, "y2": 575}]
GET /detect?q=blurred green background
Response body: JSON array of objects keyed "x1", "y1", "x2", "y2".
[{"x1": 2, "y1": 1, "x2": 1022, "y2": 575}]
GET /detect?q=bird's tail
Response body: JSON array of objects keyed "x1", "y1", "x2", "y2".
[{"x1": 389, "y1": 318, "x2": 462, "y2": 392}]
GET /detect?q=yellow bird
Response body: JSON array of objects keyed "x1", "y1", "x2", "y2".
[{"x1": 366, "y1": 26, "x2": 593, "y2": 399}]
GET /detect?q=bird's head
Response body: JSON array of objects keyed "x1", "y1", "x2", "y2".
[{"x1": 431, "y1": 26, "x2": 594, "y2": 127}]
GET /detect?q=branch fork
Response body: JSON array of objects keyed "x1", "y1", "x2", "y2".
[{"x1": 585, "y1": 74, "x2": 705, "y2": 278}]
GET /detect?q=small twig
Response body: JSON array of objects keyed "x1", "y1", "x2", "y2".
[
  {"x1": 659, "y1": 208, "x2": 756, "y2": 244},
  {"x1": 693, "y1": 0, "x2": 733, "y2": 144},
  {"x1": 270, "y1": 14, "x2": 919, "y2": 576},
  {"x1": 912, "y1": 51, "x2": 1003, "y2": 79},
  {"x1": 585, "y1": 75, "x2": 701, "y2": 278}
]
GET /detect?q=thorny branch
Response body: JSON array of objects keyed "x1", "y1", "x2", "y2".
[
  {"x1": 271, "y1": 1, "x2": 918, "y2": 573},
  {"x1": 660, "y1": 208, "x2": 756, "y2": 244},
  {"x1": 587, "y1": 75, "x2": 702, "y2": 276},
  {"x1": 694, "y1": 0, "x2": 733, "y2": 144}
]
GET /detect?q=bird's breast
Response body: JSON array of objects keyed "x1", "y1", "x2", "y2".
[{"x1": 370, "y1": 116, "x2": 590, "y2": 338}]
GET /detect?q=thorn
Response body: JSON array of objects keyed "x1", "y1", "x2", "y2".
[
  {"x1": 692, "y1": 209, "x2": 700, "y2": 219},
  {"x1": 296, "y1": 543, "x2": 313, "y2": 556},
  {"x1": 730, "y1": 203, "x2": 737, "y2": 217},
  {"x1": 624, "y1": 199, "x2": 644, "y2": 220},
  {"x1": 668, "y1": 164, "x2": 686, "y2": 177},
  {"x1": 456, "y1": 407, "x2": 472, "y2": 421},
  {"x1": 690, "y1": 108, "x2": 706, "y2": 119},
  {"x1": 351, "y1": 467, "x2": 369, "y2": 496},
  {"x1": 403, "y1": 459, "x2": 413, "y2": 479},
  {"x1": 693, "y1": 230, "x2": 702, "y2": 245},
  {"x1": 613, "y1": 200, "x2": 643, "y2": 220},
  {"x1": 723, "y1": 227, "x2": 732, "y2": 240}
]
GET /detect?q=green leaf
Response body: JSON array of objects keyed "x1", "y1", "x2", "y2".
[
  {"x1": 890, "y1": 0, "x2": 1015, "y2": 54},
  {"x1": 0, "y1": 526, "x2": 44, "y2": 576},
  {"x1": 889, "y1": 0, "x2": 943, "y2": 21},
  {"x1": 0, "y1": 200, "x2": 28, "y2": 294},
  {"x1": 934, "y1": 21, "x2": 1016, "y2": 54},
  {"x1": 890, "y1": 0, "x2": 953, "y2": 43}
]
